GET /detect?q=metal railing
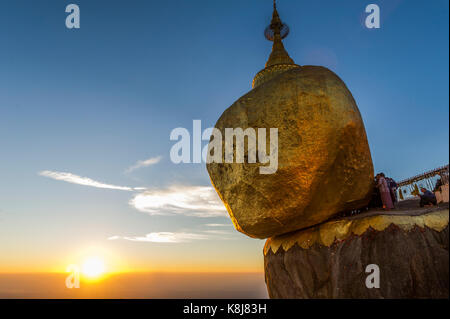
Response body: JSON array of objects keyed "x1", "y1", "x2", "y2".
[{"x1": 397, "y1": 165, "x2": 449, "y2": 187}]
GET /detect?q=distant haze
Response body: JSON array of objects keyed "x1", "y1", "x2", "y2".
[{"x1": 0, "y1": 272, "x2": 268, "y2": 299}]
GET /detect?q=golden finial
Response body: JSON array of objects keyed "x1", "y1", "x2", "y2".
[{"x1": 252, "y1": 0, "x2": 300, "y2": 88}]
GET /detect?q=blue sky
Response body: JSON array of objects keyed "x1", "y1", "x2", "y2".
[{"x1": 0, "y1": 0, "x2": 448, "y2": 272}]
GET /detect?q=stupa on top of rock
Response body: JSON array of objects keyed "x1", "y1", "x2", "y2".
[
  {"x1": 207, "y1": 0, "x2": 374, "y2": 239},
  {"x1": 252, "y1": 1, "x2": 300, "y2": 88}
]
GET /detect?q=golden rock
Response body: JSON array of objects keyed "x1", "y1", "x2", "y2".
[{"x1": 206, "y1": 4, "x2": 374, "y2": 239}]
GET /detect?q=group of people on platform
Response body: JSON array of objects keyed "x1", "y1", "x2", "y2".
[
  {"x1": 371, "y1": 173, "x2": 438, "y2": 210},
  {"x1": 373, "y1": 173, "x2": 397, "y2": 211}
]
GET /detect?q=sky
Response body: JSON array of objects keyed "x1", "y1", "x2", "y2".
[{"x1": 0, "y1": 0, "x2": 448, "y2": 276}]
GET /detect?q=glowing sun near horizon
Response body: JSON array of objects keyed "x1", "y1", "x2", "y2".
[{"x1": 81, "y1": 257, "x2": 105, "y2": 279}]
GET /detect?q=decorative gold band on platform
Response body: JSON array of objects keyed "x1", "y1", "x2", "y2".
[{"x1": 264, "y1": 209, "x2": 449, "y2": 255}]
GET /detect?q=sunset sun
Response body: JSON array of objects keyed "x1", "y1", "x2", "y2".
[{"x1": 81, "y1": 257, "x2": 105, "y2": 279}]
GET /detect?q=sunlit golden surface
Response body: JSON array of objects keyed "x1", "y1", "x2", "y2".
[{"x1": 207, "y1": 66, "x2": 374, "y2": 239}]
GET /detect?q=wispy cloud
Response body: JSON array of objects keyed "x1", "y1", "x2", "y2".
[
  {"x1": 129, "y1": 185, "x2": 227, "y2": 217},
  {"x1": 39, "y1": 170, "x2": 143, "y2": 191},
  {"x1": 108, "y1": 232, "x2": 208, "y2": 243},
  {"x1": 205, "y1": 223, "x2": 231, "y2": 227},
  {"x1": 125, "y1": 156, "x2": 162, "y2": 173},
  {"x1": 202, "y1": 230, "x2": 233, "y2": 235}
]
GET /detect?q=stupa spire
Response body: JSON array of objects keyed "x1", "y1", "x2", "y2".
[
  {"x1": 265, "y1": 0, "x2": 294, "y2": 67},
  {"x1": 252, "y1": 0, "x2": 300, "y2": 88}
]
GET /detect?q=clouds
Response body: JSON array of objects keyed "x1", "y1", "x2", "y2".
[
  {"x1": 39, "y1": 155, "x2": 162, "y2": 191},
  {"x1": 204, "y1": 223, "x2": 231, "y2": 227},
  {"x1": 38, "y1": 170, "x2": 141, "y2": 191},
  {"x1": 129, "y1": 185, "x2": 227, "y2": 217},
  {"x1": 125, "y1": 156, "x2": 162, "y2": 173},
  {"x1": 108, "y1": 232, "x2": 208, "y2": 243},
  {"x1": 108, "y1": 226, "x2": 235, "y2": 244},
  {"x1": 39, "y1": 170, "x2": 226, "y2": 218},
  {"x1": 39, "y1": 169, "x2": 232, "y2": 246},
  {"x1": 202, "y1": 230, "x2": 232, "y2": 235}
]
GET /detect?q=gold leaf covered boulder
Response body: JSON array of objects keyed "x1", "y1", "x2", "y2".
[{"x1": 206, "y1": 5, "x2": 374, "y2": 239}]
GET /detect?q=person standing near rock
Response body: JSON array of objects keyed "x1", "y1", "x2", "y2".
[
  {"x1": 376, "y1": 173, "x2": 394, "y2": 210},
  {"x1": 386, "y1": 176, "x2": 398, "y2": 205}
]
